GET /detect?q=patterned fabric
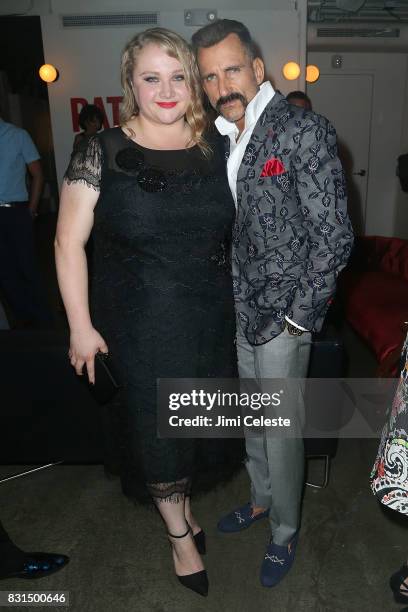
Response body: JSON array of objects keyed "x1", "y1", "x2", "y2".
[
  {"x1": 371, "y1": 331, "x2": 408, "y2": 514},
  {"x1": 231, "y1": 92, "x2": 354, "y2": 345},
  {"x1": 65, "y1": 136, "x2": 102, "y2": 191}
]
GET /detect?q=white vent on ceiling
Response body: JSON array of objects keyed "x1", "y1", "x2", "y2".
[
  {"x1": 317, "y1": 26, "x2": 400, "y2": 36},
  {"x1": 61, "y1": 13, "x2": 159, "y2": 28}
]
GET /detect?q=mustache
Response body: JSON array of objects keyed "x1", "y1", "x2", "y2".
[{"x1": 215, "y1": 92, "x2": 247, "y2": 112}]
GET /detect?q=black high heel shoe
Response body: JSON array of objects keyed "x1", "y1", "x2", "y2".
[
  {"x1": 193, "y1": 529, "x2": 206, "y2": 555},
  {"x1": 168, "y1": 525, "x2": 209, "y2": 597}
]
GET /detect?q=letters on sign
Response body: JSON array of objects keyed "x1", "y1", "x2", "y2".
[{"x1": 70, "y1": 96, "x2": 123, "y2": 131}]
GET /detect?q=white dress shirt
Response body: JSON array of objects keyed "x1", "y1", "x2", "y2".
[
  {"x1": 214, "y1": 81, "x2": 307, "y2": 332},
  {"x1": 215, "y1": 81, "x2": 275, "y2": 205}
]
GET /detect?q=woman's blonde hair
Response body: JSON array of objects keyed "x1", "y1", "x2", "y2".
[{"x1": 120, "y1": 27, "x2": 210, "y2": 155}]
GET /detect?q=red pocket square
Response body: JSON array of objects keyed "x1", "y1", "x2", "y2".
[{"x1": 260, "y1": 158, "x2": 286, "y2": 177}]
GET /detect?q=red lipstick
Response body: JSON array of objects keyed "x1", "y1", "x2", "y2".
[{"x1": 156, "y1": 102, "x2": 177, "y2": 108}]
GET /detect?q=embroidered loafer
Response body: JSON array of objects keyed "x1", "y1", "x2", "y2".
[
  {"x1": 0, "y1": 553, "x2": 69, "y2": 580},
  {"x1": 217, "y1": 502, "x2": 269, "y2": 533},
  {"x1": 260, "y1": 534, "x2": 298, "y2": 587}
]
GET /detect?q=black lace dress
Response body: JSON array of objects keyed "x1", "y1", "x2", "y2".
[{"x1": 65, "y1": 127, "x2": 242, "y2": 502}]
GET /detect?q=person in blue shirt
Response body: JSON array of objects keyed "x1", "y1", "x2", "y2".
[
  {"x1": 0, "y1": 116, "x2": 67, "y2": 580},
  {"x1": 0, "y1": 114, "x2": 52, "y2": 326}
]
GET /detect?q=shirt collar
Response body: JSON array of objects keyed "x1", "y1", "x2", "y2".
[{"x1": 215, "y1": 81, "x2": 275, "y2": 139}]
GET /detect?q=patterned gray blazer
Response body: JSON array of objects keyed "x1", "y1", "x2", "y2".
[{"x1": 230, "y1": 91, "x2": 354, "y2": 345}]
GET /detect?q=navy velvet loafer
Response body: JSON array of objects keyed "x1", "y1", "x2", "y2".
[
  {"x1": 0, "y1": 553, "x2": 69, "y2": 580},
  {"x1": 217, "y1": 502, "x2": 269, "y2": 533},
  {"x1": 260, "y1": 534, "x2": 298, "y2": 587}
]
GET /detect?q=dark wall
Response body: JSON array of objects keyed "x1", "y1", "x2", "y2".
[{"x1": 0, "y1": 16, "x2": 47, "y2": 100}]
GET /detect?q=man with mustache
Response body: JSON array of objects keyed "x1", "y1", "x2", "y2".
[{"x1": 192, "y1": 20, "x2": 353, "y2": 587}]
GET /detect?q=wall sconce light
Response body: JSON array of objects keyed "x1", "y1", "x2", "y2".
[
  {"x1": 282, "y1": 62, "x2": 300, "y2": 81},
  {"x1": 39, "y1": 64, "x2": 58, "y2": 83},
  {"x1": 306, "y1": 65, "x2": 320, "y2": 83}
]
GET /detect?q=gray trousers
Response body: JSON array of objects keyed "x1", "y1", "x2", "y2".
[{"x1": 236, "y1": 323, "x2": 312, "y2": 546}]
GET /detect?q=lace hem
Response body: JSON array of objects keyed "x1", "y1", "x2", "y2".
[
  {"x1": 64, "y1": 176, "x2": 100, "y2": 191},
  {"x1": 147, "y1": 477, "x2": 192, "y2": 503}
]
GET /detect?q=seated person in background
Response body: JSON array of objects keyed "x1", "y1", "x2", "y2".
[
  {"x1": 0, "y1": 517, "x2": 69, "y2": 579},
  {"x1": 72, "y1": 104, "x2": 104, "y2": 155},
  {"x1": 286, "y1": 90, "x2": 312, "y2": 111}
]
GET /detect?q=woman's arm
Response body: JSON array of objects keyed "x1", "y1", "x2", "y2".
[{"x1": 55, "y1": 181, "x2": 107, "y2": 383}]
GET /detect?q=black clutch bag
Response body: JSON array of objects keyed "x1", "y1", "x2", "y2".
[{"x1": 84, "y1": 352, "x2": 120, "y2": 405}]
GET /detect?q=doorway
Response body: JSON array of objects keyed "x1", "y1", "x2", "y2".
[{"x1": 307, "y1": 72, "x2": 373, "y2": 235}]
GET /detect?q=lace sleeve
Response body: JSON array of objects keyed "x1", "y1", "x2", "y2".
[{"x1": 64, "y1": 136, "x2": 103, "y2": 191}]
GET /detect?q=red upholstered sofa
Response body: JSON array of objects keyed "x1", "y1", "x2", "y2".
[{"x1": 338, "y1": 236, "x2": 408, "y2": 374}]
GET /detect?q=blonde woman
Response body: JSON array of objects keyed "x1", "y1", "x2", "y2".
[{"x1": 55, "y1": 28, "x2": 241, "y2": 596}]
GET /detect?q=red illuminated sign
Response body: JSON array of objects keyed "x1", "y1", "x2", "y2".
[{"x1": 70, "y1": 96, "x2": 123, "y2": 131}]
